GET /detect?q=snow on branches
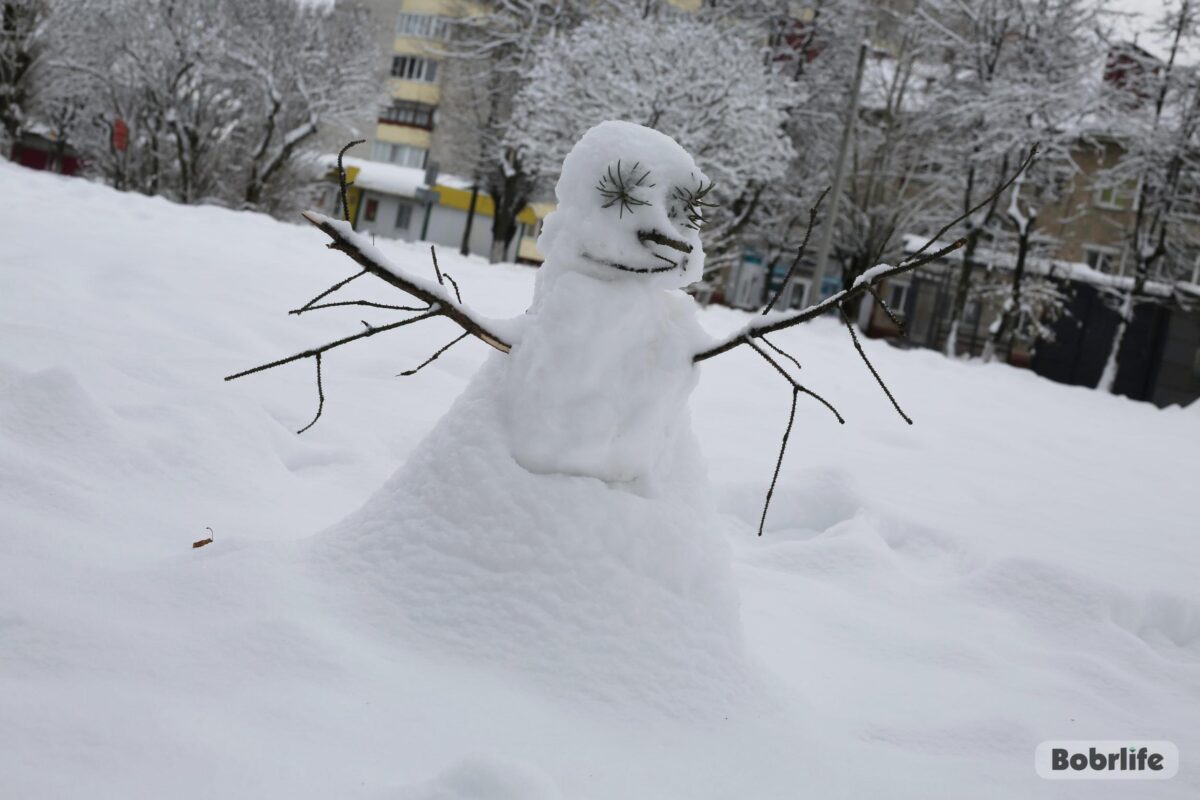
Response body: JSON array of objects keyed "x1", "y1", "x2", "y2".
[
  {"x1": 504, "y1": 8, "x2": 794, "y2": 270},
  {"x1": 30, "y1": 0, "x2": 383, "y2": 211}
]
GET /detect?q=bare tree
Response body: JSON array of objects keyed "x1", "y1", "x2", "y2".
[
  {"x1": 0, "y1": 0, "x2": 50, "y2": 154},
  {"x1": 916, "y1": 0, "x2": 1100, "y2": 356},
  {"x1": 829, "y1": 14, "x2": 954, "y2": 317},
  {"x1": 1093, "y1": 0, "x2": 1200, "y2": 392},
  {"x1": 38, "y1": 0, "x2": 381, "y2": 210},
  {"x1": 968, "y1": 0, "x2": 1106, "y2": 360}
]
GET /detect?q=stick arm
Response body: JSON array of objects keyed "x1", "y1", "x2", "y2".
[
  {"x1": 300, "y1": 211, "x2": 513, "y2": 353},
  {"x1": 693, "y1": 237, "x2": 965, "y2": 362}
]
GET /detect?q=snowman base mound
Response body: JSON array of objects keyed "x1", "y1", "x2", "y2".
[{"x1": 313, "y1": 356, "x2": 748, "y2": 713}]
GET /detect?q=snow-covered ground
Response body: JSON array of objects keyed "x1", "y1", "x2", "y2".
[{"x1": 2, "y1": 161, "x2": 1197, "y2": 798}]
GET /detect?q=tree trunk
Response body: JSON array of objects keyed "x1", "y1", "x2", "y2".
[
  {"x1": 460, "y1": 183, "x2": 479, "y2": 257},
  {"x1": 488, "y1": 167, "x2": 526, "y2": 265},
  {"x1": 1098, "y1": 291, "x2": 1132, "y2": 393},
  {"x1": 489, "y1": 236, "x2": 508, "y2": 264},
  {"x1": 944, "y1": 233, "x2": 980, "y2": 357},
  {"x1": 984, "y1": 223, "x2": 1034, "y2": 363}
]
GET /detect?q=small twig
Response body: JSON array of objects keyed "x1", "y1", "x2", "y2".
[
  {"x1": 296, "y1": 352, "x2": 325, "y2": 434},
  {"x1": 225, "y1": 308, "x2": 441, "y2": 382},
  {"x1": 865, "y1": 284, "x2": 906, "y2": 335},
  {"x1": 746, "y1": 337, "x2": 844, "y2": 424},
  {"x1": 293, "y1": 269, "x2": 367, "y2": 314},
  {"x1": 398, "y1": 332, "x2": 469, "y2": 377},
  {"x1": 442, "y1": 273, "x2": 462, "y2": 304},
  {"x1": 337, "y1": 139, "x2": 365, "y2": 227},
  {"x1": 192, "y1": 526, "x2": 214, "y2": 549},
  {"x1": 758, "y1": 387, "x2": 799, "y2": 537},
  {"x1": 903, "y1": 143, "x2": 1038, "y2": 268},
  {"x1": 763, "y1": 186, "x2": 830, "y2": 314},
  {"x1": 290, "y1": 299, "x2": 429, "y2": 315},
  {"x1": 430, "y1": 245, "x2": 445, "y2": 285},
  {"x1": 838, "y1": 305, "x2": 912, "y2": 425},
  {"x1": 744, "y1": 337, "x2": 845, "y2": 538},
  {"x1": 761, "y1": 334, "x2": 802, "y2": 372}
]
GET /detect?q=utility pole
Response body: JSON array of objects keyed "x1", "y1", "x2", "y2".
[
  {"x1": 811, "y1": 40, "x2": 868, "y2": 301},
  {"x1": 460, "y1": 183, "x2": 480, "y2": 256},
  {"x1": 417, "y1": 161, "x2": 441, "y2": 242}
]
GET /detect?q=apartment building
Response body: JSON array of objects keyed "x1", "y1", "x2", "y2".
[{"x1": 354, "y1": 0, "x2": 454, "y2": 170}]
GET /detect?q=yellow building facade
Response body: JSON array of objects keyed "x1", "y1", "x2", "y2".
[{"x1": 358, "y1": 0, "x2": 456, "y2": 169}]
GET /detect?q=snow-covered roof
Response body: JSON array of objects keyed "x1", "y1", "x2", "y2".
[{"x1": 317, "y1": 155, "x2": 474, "y2": 198}]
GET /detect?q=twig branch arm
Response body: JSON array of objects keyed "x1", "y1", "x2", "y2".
[
  {"x1": 695, "y1": 143, "x2": 1038, "y2": 363},
  {"x1": 694, "y1": 239, "x2": 964, "y2": 362},
  {"x1": 300, "y1": 211, "x2": 512, "y2": 353}
]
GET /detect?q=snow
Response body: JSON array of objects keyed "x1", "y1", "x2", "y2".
[
  {"x1": 2, "y1": 159, "x2": 1199, "y2": 798},
  {"x1": 852, "y1": 262, "x2": 896, "y2": 288},
  {"x1": 537, "y1": 121, "x2": 707, "y2": 289},
  {"x1": 501, "y1": 272, "x2": 705, "y2": 484},
  {"x1": 900, "y1": 232, "x2": 1200, "y2": 298},
  {"x1": 317, "y1": 155, "x2": 474, "y2": 198}
]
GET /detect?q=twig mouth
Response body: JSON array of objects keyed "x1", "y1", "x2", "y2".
[
  {"x1": 582, "y1": 251, "x2": 682, "y2": 274},
  {"x1": 638, "y1": 230, "x2": 693, "y2": 253}
]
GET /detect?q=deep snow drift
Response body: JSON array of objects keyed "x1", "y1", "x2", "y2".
[{"x1": 1, "y1": 160, "x2": 1198, "y2": 799}]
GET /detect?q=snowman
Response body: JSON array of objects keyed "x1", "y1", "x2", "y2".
[
  {"x1": 501, "y1": 120, "x2": 713, "y2": 491},
  {"x1": 296, "y1": 121, "x2": 747, "y2": 708},
  {"x1": 229, "y1": 119, "x2": 935, "y2": 707}
]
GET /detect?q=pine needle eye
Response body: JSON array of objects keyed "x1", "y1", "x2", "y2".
[
  {"x1": 595, "y1": 160, "x2": 655, "y2": 218},
  {"x1": 671, "y1": 175, "x2": 717, "y2": 230}
]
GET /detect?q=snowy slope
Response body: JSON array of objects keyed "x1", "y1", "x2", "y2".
[{"x1": 1, "y1": 161, "x2": 1197, "y2": 799}]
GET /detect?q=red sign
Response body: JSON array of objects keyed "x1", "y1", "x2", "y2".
[{"x1": 112, "y1": 119, "x2": 129, "y2": 152}]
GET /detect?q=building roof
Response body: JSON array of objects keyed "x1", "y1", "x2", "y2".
[
  {"x1": 901, "y1": 233, "x2": 1200, "y2": 301},
  {"x1": 317, "y1": 154, "x2": 474, "y2": 198}
]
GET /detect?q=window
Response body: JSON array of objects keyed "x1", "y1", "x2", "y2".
[
  {"x1": 395, "y1": 202, "x2": 414, "y2": 230},
  {"x1": 363, "y1": 198, "x2": 378, "y2": 222},
  {"x1": 1083, "y1": 245, "x2": 1119, "y2": 275},
  {"x1": 391, "y1": 55, "x2": 438, "y2": 83},
  {"x1": 1094, "y1": 177, "x2": 1142, "y2": 211},
  {"x1": 1094, "y1": 184, "x2": 1123, "y2": 210},
  {"x1": 380, "y1": 101, "x2": 435, "y2": 129},
  {"x1": 887, "y1": 282, "x2": 909, "y2": 316},
  {"x1": 396, "y1": 13, "x2": 450, "y2": 40},
  {"x1": 371, "y1": 141, "x2": 427, "y2": 168},
  {"x1": 964, "y1": 299, "x2": 981, "y2": 325}
]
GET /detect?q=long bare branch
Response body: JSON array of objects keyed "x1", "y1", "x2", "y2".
[
  {"x1": 300, "y1": 211, "x2": 511, "y2": 353},
  {"x1": 694, "y1": 238, "x2": 965, "y2": 362}
]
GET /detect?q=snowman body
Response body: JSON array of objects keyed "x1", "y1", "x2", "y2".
[
  {"x1": 501, "y1": 269, "x2": 705, "y2": 491},
  {"x1": 318, "y1": 122, "x2": 746, "y2": 709}
]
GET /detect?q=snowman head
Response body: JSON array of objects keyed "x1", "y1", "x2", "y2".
[{"x1": 536, "y1": 120, "x2": 711, "y2": 290}]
